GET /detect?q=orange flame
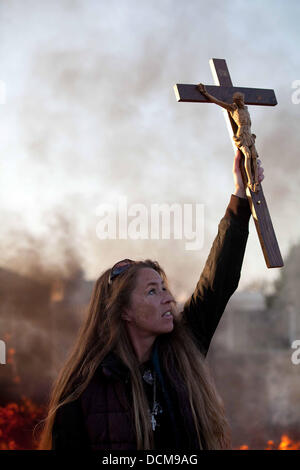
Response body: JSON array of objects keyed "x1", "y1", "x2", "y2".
[
  {"x1": 6, "y1": 348, "x2": 15, "y2": 365},
  {"x1": 1, "y1": 395, "x2": 300, "y2": 450},
  {"x1": 51, "y1": 280, "x2": 64, "y2": 302},
  {"x1": 239, "y1": 435, "x2": 300, "y2": 450},
  {"x1": 0, "y1": 397, "x2": 46, "y2": 450},
  {"x1": 278, "y1": 434, "x2": 300, "y2": 450}
]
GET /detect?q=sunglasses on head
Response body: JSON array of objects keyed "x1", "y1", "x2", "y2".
[{"x1": 108, "y1": 259, "x2": 135, "y2": 285}]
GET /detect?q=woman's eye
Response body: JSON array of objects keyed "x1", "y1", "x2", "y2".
[{"x1": 148, "y1": 287, "x2": 167, "y2": 295}]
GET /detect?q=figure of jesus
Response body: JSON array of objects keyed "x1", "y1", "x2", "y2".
[{"x1": 198, "y1": 83, "x2": 260, "y2": 193}]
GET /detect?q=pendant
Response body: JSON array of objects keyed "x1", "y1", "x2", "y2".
[
  {"x1": 143, "y1": 369, "x2": 154, "y2": 385},
  {"x1": 149, "y1": 401, "x2": 163, "y2": 431},
  {"x1": 153, "y1": 401, "x2": 162, "y2": 415},
  {"x1": 151, "y1": 413, "x2": 157, "y2": 431}
]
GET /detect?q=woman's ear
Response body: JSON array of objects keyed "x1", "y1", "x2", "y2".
[{"x1": 121, "y1": 309, "x2": 132, "y2": 322}]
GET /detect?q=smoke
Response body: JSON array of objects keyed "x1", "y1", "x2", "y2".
[
  {"x1": 0, "y1": 263, "x2": 93, "y2": 404},
  {"x1": 1, "y1": 0, "x2": 299, "y2": 292},
  {"x1": 1, "y1": 0, "x2": 300, "y2": 446},
  {"x1": 0, "y1": 205, "x2": 84, "y2": 281},
  {"x1": 207, "y1": 281, "x2": 300, "y2": 447}
]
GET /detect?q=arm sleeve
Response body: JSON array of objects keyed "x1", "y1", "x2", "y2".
[
  {"x1": 182, "y1": 195, "x2": 251, "y2": 356},
  {"x1": 51, "y1": 398, "x2": 90, "y2": 450}
]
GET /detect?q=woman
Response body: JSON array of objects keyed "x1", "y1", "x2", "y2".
[{"x1": 38, "y1": 150, "x2": 264, "y2": 450}]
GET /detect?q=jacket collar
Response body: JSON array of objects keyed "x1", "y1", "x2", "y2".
[
  {"x1": 98, "y1": 339, "x2": 160, "y2": 383},
  {"x1": 98, "y1": 351, "x2": 131, "y2": 383}
]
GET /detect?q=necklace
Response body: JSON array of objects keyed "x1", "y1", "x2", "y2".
[{"x1": 142, "y1": 368, "x2": 162, "y2": 431}]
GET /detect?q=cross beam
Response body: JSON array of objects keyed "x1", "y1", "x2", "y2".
[
  {"x1": 174, "y1": 84, "x2": 277, "y2": 106},
  {"x1": 174, "y1": 58, "x2": 283, "y2": 268}
]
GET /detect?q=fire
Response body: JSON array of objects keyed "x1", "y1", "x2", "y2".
[
  {"x1": 6, "y1": 348, "x2": 15, "y2": 365},
  {"x1": 0, "y1": 397, "x2": 46, "y2": 450},
  {"x1": 0, "y1": 397, "x2": 300, "y2": 451},
  {"x1": 265, "y1": 440, "x2": 275, "y2": 450},
  {"x1": 278, "y1": 434, "x2": 300, "y2": 450},
  {"x1": 239, "y1": 435, "x2": 300, "y2": 450},
  {"x1": 51, "y1": 280, "x2": 64, "y2": 302}
]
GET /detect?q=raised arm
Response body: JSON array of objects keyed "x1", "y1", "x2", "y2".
[
  {"x1": 181, "y1": 151, "x2": 264, "y2": 356},
  {"x1": 181, "y1": 195, "x2": 250, "y2": 356},
  {"x1": 198, "y1": 83, "x2": 235, "y2": 112}
]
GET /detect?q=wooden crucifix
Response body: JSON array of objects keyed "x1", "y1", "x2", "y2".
[{"x1": 174, "y1": 58, "x2": 283, "y2": 268}]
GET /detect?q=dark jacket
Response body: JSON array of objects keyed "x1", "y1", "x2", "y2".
[{"x1": 52, "y1": 195, "x2": 251, "y2": 450}]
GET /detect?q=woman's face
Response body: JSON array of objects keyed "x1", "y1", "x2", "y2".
[{"x1": 122, "y1": 268, "x2": 176, "y2": 337}]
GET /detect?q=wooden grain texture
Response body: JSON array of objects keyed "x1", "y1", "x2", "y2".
[
  {"x1": 174, "y1": 84, "x2": 277, "y2": 106},
  {"x1": 209, "y1": 58, "x2": 234, "y2": 86},
  {"x1": 237, "y1": 155, "x2": 283, "y2": 267},
  {"x1": 210, "y1": 59, "x2": 283, "y2": 268},
  {"x1": 175, "y1": 58, "x2": 283, "y2": 268}
]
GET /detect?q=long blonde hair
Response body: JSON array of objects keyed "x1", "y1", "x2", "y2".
[{"x1": 37, "y1": 260, "x2": 231, "y2": 450}]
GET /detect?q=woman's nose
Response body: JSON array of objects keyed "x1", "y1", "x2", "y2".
[{"x1": 162, "y1": 291, "x2": 174, "y2": 304}]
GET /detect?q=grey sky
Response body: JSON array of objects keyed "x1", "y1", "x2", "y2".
[{"x1": 0, "y1": 0, "x2": 299, "y2": 297}]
